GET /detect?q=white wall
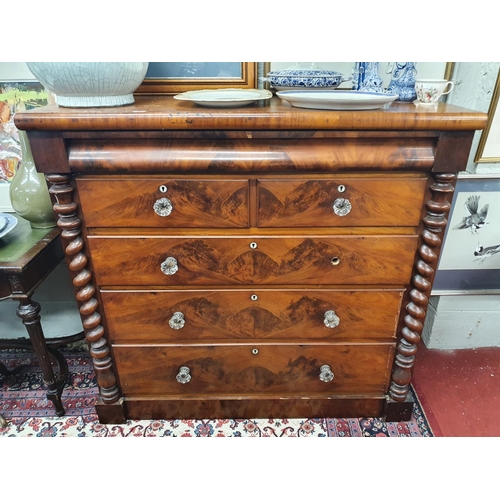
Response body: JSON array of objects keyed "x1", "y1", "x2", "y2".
[
  {"x1": 423, "y1": 295, "x2": 500, "y2": 349},
  {"x1": 0, "y1": 62, "x2": 36, "y2": 81},
  {"x1": 450, "y1": 62, "x2": 500, "y2": 175}
]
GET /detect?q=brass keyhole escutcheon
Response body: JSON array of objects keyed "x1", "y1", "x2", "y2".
[{"x1": 331, "y1": 256, "x2": 340, "y2": 266}]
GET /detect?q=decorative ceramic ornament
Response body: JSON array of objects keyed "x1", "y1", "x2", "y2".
[
  {"x1": 9, "y1": 130, "x2": 56, "y2": 228},
  {"x1": 353, "y1": 62, "x2": 385, "y2": 93},
  {"x1": 387, "y1": 63, "x2": 417, "y2": 102},
  {"x1": 26, "y1": 62, "x2": 149, "y2": 107}
]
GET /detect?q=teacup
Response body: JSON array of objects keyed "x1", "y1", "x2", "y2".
[{"x1": 414, "y1": 79, "x2": 455, "y2": 105}]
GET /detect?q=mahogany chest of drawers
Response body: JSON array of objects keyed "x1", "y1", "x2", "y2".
[{"x1": 15, "y1": 96, "x2": 487, "y2": 423}]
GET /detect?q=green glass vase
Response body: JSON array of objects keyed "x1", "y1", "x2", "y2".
[{"x1": 9, "y1": 130, "x2": 56, "y2": 229}]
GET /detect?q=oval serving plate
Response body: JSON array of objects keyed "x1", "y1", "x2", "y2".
[
  {"x1": 276, "y1": 90, "x2": 399, "y2": 111},
  {"x1": 0, "y1": 213, "x2": 19, "y2": 239},
  {"x1": 174, "y1": 88, "x2": 273, "y2": 108}
]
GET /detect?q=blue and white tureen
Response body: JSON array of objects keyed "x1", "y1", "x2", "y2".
[{"x1": 263, "y1": 67, "x2": 350, "y2": 91}]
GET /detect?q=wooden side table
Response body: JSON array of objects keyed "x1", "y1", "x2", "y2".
[{"x1": 0, "y1": 214, "x2": 83, "y2": 424}]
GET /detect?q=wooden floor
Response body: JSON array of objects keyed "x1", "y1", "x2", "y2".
[{"x1": 411, "y1": 342, "x2": 500, "y2": 437}]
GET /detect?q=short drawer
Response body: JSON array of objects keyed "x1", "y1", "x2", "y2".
[
  {"x1": 76, "y1": 178, "x2": 250, "y2": 228},
  {"x1": 88, "y1": 234, "x2": 418, "y2": 286},
  {"x1": 102, "y1": 289, "x2": 404, "y2": 342},
  {"x1": 113, "y1": 343, "x2": 395, "y2": 396},
  {"x1": 257, "y1": 176, "x2": 427, "y2": 227}
]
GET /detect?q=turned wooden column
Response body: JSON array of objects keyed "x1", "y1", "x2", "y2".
[
  {"x1": 15, "y1": 298, "x2": 66, "y2": 415},
  {"x1": 387, "y1": 172, "x2": 457, "y2": 418},
  {"x1": 47, "y1": 173, "x2": 125, "y2": 422}
]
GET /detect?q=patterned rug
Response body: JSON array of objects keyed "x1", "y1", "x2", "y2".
[{"x1": 0, "y1": 341, "x2": 433, "y2": 437}]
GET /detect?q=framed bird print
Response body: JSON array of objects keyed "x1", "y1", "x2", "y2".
[{"x1": 433, "y1": 174, "x2": 500, "y2": 294}]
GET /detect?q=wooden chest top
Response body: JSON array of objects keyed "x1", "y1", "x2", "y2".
[{"x1": 15, "y1": 95, "x2": 487, "y2": 132}]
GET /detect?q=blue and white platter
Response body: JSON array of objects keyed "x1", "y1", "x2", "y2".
[
  {"x1": 276, "y1": 90, "x2": 399, "y2": 111},
  {"x1": 0, "y1": 213, "x2": 18, "y2": 239}
]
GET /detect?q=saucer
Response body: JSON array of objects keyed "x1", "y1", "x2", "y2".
[{"x1": 413, "y1": 100, "x2": 439, "y2": 106}]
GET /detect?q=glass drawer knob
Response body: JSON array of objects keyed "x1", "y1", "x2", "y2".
[
  {"x1": 161, "y1": 256, "x2": 178, "y2": 275},
  {"x1": 154, "y1": 197, "x2": 173, "y2": 217},
  {"x1": 324, "y1": 310, "x2": 340, "y2": 329},
  {"x1": 169, "y1": 311, "x2": 185, "y2": 329},
  {"x1": 332, "y1": 197, "x2": 351, "y2": 216},
  {"x1": 176, "y1": 366, "x2": 191, "y2": 384},
  {"x1": 319, "y1": 365, "x2": 334, "y2": 383}
]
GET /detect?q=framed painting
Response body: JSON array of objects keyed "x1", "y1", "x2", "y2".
[
  {"x1": 474, "y1": 69, "x2": 500, "y2": 163},
  {"x1": 135, "y1": 62, "x2": 258, "y2": 94},
  {"x1": 0, "y1": 81, "x2": 49, "y2": 211},
  {"x1": 432, "y1": 174, "x2": 500, "y2": 294}
]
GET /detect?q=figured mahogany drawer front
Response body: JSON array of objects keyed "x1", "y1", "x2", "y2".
[
  {"x1": 113, "y1": 344, "x2": 395, "y2": 396},
  {"x1": 257, "y1": 177, "x2": 427, "y2": 227},
  {"x1": 101, "y1": 289, "x2": 404, "y2": 342},
  {"x1": 88, "y1": 234, "x2": 418, "y2": 286},
  {"x1": 76, "y1": 178, "x2": 249, "y2": 228}
]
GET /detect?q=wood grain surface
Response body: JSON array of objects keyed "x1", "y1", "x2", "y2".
[
  {"x1": 113, "y1": 343, "x2": 395, "y2": 396},
  {"x1": 15, "y1": 96, "x2": 488, "y2": 132},
  {"x1": 88, "y1": 234, "x2": 418, "y2": 286},
  {"x1": 257, "y1": 176, "x2": 427, "y2": 227},
  {"x1": 77, "y1": 178, "x2": 249, "y2": 228},
  {"x1": 101, "y1": 288, "x2": 404, "y2": 342}
]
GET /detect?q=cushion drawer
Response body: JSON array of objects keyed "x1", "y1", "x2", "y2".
[
  {"x1": 101, "y1": 289, "x2": 404, "y2": 342},
  {"x1": 76, "y1": 178, "x2": 250, "y2": 228},
  {"x1": 257, "y1": 177, "x2": 427, "y2": 227},
  {"x1": 113, "y1": 343, "x2": 395, "y2": 396},
  {"x1": 88, "y1": 234, "x2": 418, "y2": 286}
]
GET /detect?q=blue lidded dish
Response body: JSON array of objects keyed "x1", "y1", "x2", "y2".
[{"x1": 263, "y1": 67, "x2": 350, "y2": 91}]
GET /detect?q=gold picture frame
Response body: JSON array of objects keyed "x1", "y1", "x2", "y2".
[
  {"x1": 135, "y1": 62, "x2": 258, "y2": 95},
  {"x1": 474, "y1": 69, "x2": 500, "y2": 163}
]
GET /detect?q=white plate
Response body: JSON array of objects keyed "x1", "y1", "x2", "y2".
[
  {"x1": 276, "y1": 90, "x2": 399, "y2": 110},
  {"x1": 174, "y1": 88, "x2": 273, "y2": 108},
  {"x1": 0, "y1": 213, "x2": 18, "y2": 239}
]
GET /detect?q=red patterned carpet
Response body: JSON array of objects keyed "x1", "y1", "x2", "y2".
[{"x1": 1, "y1": 342, "x2": 433, "y2": 437}]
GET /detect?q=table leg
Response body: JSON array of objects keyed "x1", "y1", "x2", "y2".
[{"x1": 16, "y1": 298, "x2": 68, "y2": 416}]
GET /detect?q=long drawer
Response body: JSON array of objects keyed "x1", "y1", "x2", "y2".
[
  {"x1": 101, "y1": 288, "x2": 404, "y2": 342},
  {"x1": 113, "y1": 343, "x2": 395, "y2": 396},
  {"x1": 257, "y1": 177, "x2": 427, "y2": 227},
  {"x1": 76, "y1": 178, "x2": 250, "y2": 228},
  {"x1": 88, "y1": 234, "x2": 419, "y2": 286}
]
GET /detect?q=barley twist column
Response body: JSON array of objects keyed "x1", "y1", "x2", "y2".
[
  {"x1": 47, "y1": 173, "x2": 121, "y2": 404},
  {"x1": 389, "y1": 172, "x2": 457, "y2": 403}
]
